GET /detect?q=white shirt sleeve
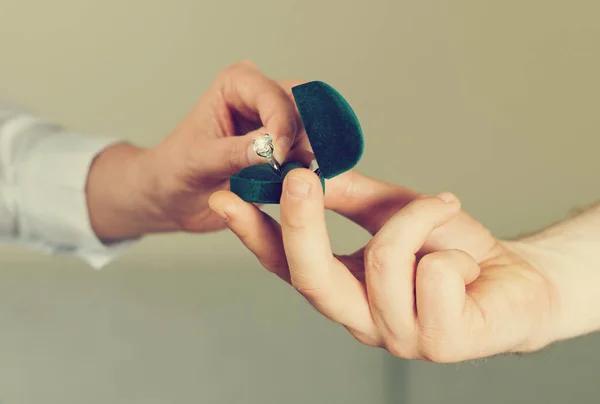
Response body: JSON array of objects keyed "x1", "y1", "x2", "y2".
[{"x1": 0, "y1": 98, "x2": 136, "y2": 269}]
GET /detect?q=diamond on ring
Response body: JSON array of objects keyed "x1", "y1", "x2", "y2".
[
  {"x1": 253, "y1": 134, "x2": 274, "y2": 158},
  {"x1": 253, "y1": 134, "x2": 282, "y2": 175}
]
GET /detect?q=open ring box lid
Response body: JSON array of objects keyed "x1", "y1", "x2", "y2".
[{"x1": 230, "y1": 81, "x2": 364, "y2": 204}]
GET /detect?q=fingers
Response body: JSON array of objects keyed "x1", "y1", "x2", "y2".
[
  {"x1": 411, "y1": 249, "x2": 484, "y2": 362},
  {"x1": 217, "y1": 61, "x2": 298, "y2": 163},
  {"x1": 324, "y1": 171, "x2": 420, "y2": 235},
  {"x1": 280, "y1": 168, "x2": 379, "y2": 339},
  {"x1": 325, "y1": 171, "x2": 496, "y2": 264},
  {"x1": 279, "y1": 169, "x2": 332, "y2": 290},
  {"x1": 208, "y1": 190, "x2": 291, "y2": 282},
  {"x1": 416, "y1": 249, "x2": 480, "y2": 333},
  {"x1": 198, "y1": 133, "x2": 264, "y2": 177},
  {"x1": 277, "y1": 79, "x2": 316, "y2": 165},
  {"x1": 194, "y1": 126, "x2": 310, "y2": 178},
  {"x1": 363, "y1": 193, "x2": 461, "y2": 357}
]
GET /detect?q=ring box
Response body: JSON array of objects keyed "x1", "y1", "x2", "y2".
[{"x1": 230, "y1": 81, "x2": 364, "y2": 204}]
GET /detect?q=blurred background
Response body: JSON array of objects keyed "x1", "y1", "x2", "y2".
[{"x1": 1, "y1": 0, "x2": 599, "y2": 403}]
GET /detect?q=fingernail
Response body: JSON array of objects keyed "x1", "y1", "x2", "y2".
[
  {"x1": 286, "y1": 176, "x2": 311, "y2": 199},
  {"x1": 274, "y1": 137, "x2": 291, "y2": 162},
  {"x1": 436, "y1": 192, "x2": 457, "y2": 203}
]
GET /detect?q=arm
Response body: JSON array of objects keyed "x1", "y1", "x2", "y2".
[
  {"x1": 507, "y1": 203, "x2": 600, "y2": 345},
  {"x1": 0, "y1": 61, "x2": 303, "y2": 269},
  {"x1": 210, "y1": 169, "x2": 600, "y2": 361},
  {"x1": 0, "y1": 98, "x2": 138, "y2": 268}
]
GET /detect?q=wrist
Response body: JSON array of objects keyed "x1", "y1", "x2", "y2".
[
  {"x1": 86, "y1": 143, "x2": 179, "y2": 241},
  {"x1": 504, "y1": 233, "x2": 600, "y2": 349}
]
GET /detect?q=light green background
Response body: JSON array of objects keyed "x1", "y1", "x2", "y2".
[{"x1": 1, "y1": 1, "x2": 599, "y2": 403}]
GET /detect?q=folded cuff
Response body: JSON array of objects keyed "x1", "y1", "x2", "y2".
[{"x1": 13, "y1": 125, "x2": 136, "y2": 269}]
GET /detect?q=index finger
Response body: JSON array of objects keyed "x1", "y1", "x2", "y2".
[
  {"x1": 217, "y1": 61, "x2": 298, "y2": 161},
  {"x1": 364, "y1": 194, "x2": 461, "y2": 347},
  {"x1": 279, "y1": 168, "x2": 378, "y2": 338},
  {"x1": 324, "y1": 170, "x2": 420, "y2": 235}
]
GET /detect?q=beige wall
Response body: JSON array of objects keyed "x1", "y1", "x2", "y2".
[{"x1": 1, "y1": 0, "x2": 599, "y2": 403}]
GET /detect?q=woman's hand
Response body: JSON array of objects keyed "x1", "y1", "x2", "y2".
[{"x1": 87, "y1": 61, "x2": 309, "y2": 240}]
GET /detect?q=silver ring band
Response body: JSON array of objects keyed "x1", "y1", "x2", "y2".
[{"x1": 266, "y1": 155, "x2": 282, "y2": 175}]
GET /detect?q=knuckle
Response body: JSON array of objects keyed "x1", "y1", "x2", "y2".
[
  {"x1": 379, "y1": 319, "x2": 419, "y2": 359},
  {"x1": 289, "y1": 269, "x2": 329, "y2": 303},
  {"x1": 385, "y1": 338, "x2": 416, "y2": 360},
  {"x1": 227, "y1": 59, "x2": 256, "y2": 72},
  {"x1": 280, "y1": 78, "x2": 305, "y2": 89},
  {"x1": 217, "y1": 60, "x2": 256, "y2": 83},
  {"x1": 417, "y1": 253, "x2": 446, "y2": 273},
  {"x1": 442, "y1": 249, "x2": 468, "y2": 261},
  {"x1": 364, "y1": 243, "x2": 394, "y2": 276},
  {"x1": 235, "y1": 59, "x2": 257, "y2": 68},
  {"x1": 347, "y1": 328, "x2": 382, "y2": 348},
  {"x1": 293, "y1": 282, "x2": 325, "y2": 302},
  {"x1": 218, "y1": 65, "x2": 234, "y2": 78},
  {"x1": 374, "y1": 317, "x2": 420, "y2": 359},
  {"x1": 418, "y1": 328, "x2": 462, "y2": 363},
  {"x1": 419, "y1": 344, "x2": 458, "y2": 364},
  {"x1": 258, "y1": 257, "x2": 289, "y2": 273}
]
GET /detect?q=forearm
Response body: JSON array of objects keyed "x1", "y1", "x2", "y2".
[
  {"x1": 507, "y1": 203, "x2": 600, "y2": 345},
  {"x1": 0, "y1": 97, "x2": 146, "y2": 267},
  {"x1": 85, "y1": 143, "x2": 178, "y2": 241}
]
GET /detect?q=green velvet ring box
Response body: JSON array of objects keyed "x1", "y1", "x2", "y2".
[{"x1": 230, "y1": 81, "x2": 364, "y2": 204}]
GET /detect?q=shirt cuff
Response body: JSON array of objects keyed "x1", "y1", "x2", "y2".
[{"x1": 14, "y1": 130, "x2": 137, "y2": 269}]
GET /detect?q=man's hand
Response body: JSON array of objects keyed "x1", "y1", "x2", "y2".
[
  {"x1": 85, "y1": 61, "x2": 309, "y2": 241},
  {"x1": 207, "y1": 169, "x2": 571, "y2": 363}
]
